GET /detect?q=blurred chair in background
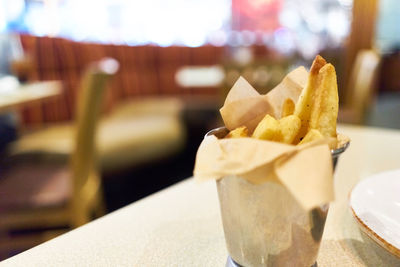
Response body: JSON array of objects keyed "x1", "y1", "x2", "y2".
[
  {"x1": 9, "y1": 97, "x2": 185, "y2": 174},
  {"x1": 339, "y1": 49, "x2": 381, "y2": 124},
  {"x1": 97, "y1": 97, "x2": 185, "y2": 172},
  {"x1": 9, "y1": 37, "x2": 186, "y2": 174},
  {"x1": 0, "y1": 58, "x2": 118, "y2": 257},
  {"x1": 7, "y1": 37, "x2": 187, "y2": 211}
]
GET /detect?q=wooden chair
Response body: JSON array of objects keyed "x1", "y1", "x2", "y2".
[
  {"x1": 0, "y1": 58, "x2": 119, "y2": 257},
  {"x1": 10, "y1": 40, "x2": 186, "y2": 174},
  {"x1": 339, "y1": 49, "x2": 381, "y2": 124}
]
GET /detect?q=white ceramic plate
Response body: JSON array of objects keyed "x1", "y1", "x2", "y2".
[{"x1": 350, "y1": 169, "x2": 400, "y2": 258}]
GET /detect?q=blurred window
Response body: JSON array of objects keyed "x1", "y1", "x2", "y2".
[
  {"x1": 1, "y1": 0, "x2": 231, "y2": 47},
  {"x1": 1, "y1": 0, "x2": 352, "y2": 55},
  {"x1": 376, "y1": 0, "x2": 400, "y2": 53}
]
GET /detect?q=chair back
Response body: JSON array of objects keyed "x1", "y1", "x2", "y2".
[
  {"x1": 345, "y1": 49, "x2": 380, "y2": 123},
  {"x1": 70, "y1": 58, "x2": 119, "y2": 225}
]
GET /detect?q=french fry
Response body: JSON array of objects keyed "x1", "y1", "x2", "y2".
[
  {"x1": 281, "y1": 98, "x2": 295, "y2": 117},
  {"x1": 226, "y1": 126, "x2": 249, "y2": 138},
  {"x1": 252, "y1": 114, "x2": 280, "y2": 141},
  {"x1": 309, "y1": 64, "x2": 338, "y2": 138},
  {"x1": 223, "y1": 55, "x2": 340, "y2": 150},
  {"x1": 278, "y1": 115, "x2": 301, "y2": 144},
  {"x1": 294, "y1": 55, "x2": 327, "y2": 143},
  {"x1": 298, "y1": 129, "x2": 323, "y2": 145},
  {"x1": 299, "y1": 129, "x2": 338, "y2": 149}
]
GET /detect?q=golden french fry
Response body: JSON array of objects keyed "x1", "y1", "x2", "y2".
[
  {"x1": 224, "y1": 55, "x2": 340, "y2": 148},
  {"x1": 298, "y1": 129, "x2": 324, "y2": 145},
  {"x1": 252, "y1": 114, "x2": 280, "y2": 141},
  {"x1": 299, "y1": 129, "x2": 338, "y2": 149},
  {"x1": 309, "y1": 63, "x2": 338, "y2": 138},
  {"x1": 327, "y1": 137, "x2": 338, "y2": 150},
  {"x1": 277, "y1": 115, "x2": 301, "y2": 144},
  {"x1": 226, "y1": 126, "x2": 249, "y2": 138},
  {"x1": 294, "y1": 55, "x2": 327, "y2": 143},
  {"x1": 281, "y1": 98, "x2": 295, "y2": 117}
]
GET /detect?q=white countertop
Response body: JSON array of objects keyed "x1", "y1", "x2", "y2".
[{"x1": 2, "y1": 124, "x2": 400, "y2": 266}]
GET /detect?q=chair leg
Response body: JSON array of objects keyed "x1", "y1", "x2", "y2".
[
  {"x1": 41, "y1": 229, "x2": 67, "y2": 241},
  {"x1": 70, "y1": 194, "x2": 105, "y2": 228},
  {"x1": 93, "y1": 193, "x2": 106, "y2": 218},
  {"x1": 71, "y1": 210, "x2": 91, "y2": 228}
]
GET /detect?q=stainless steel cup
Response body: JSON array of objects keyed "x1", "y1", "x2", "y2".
[{"x1": 206, "y1": 127, "x2": 349, "y2": 267}]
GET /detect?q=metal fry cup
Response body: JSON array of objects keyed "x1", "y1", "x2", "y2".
[{"x1": 206, "y1": 127, "x2": 349, "y2": 267}]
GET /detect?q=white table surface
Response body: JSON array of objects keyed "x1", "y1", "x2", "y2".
[
  {"x1": 2, "y1": 124, "x2": 400, "y2": 266},
  {"x1": 0, "y1": 81, "x2": 62, "y2": 113}
]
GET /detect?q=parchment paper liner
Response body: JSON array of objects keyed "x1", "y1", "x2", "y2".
[{"x1": 194, "y1": 129, "x2": 349, "y2": 210}]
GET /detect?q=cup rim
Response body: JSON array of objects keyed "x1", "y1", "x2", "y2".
[{"x1": 205, "y1": 126, "x2": 350, "y2": 155}]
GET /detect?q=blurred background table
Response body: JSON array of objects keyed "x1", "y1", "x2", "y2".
[
  {"x1": 0, "y1": 81, "x2": 62, "y2": 113},
  {"x1": 2, "y1": 124, "x2": 400, "y2": 266}
]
